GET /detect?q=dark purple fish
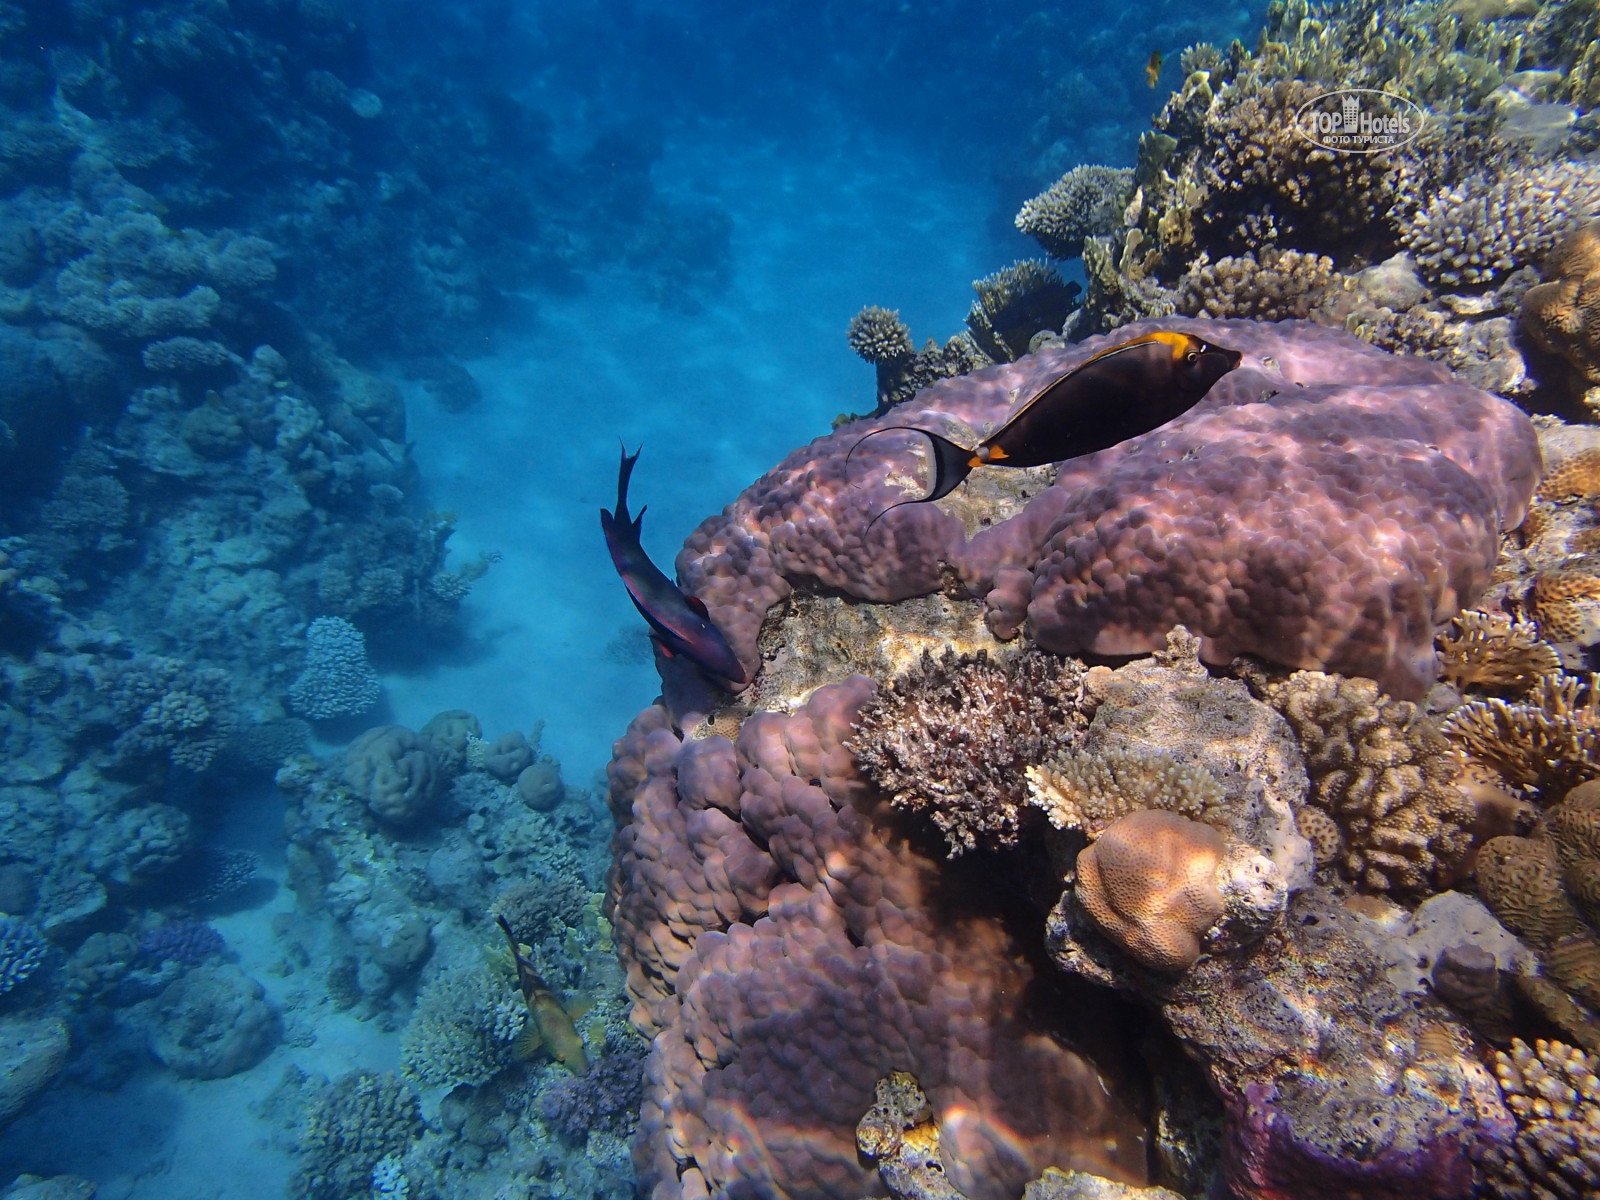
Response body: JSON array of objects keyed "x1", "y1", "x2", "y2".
[{"x1": 601, "y1": 444, "x2": 747, "y2": 686}]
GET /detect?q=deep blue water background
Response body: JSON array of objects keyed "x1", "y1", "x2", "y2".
[{"x1": 0, "y1": 1, "x2": 1260, "y2": 1196}]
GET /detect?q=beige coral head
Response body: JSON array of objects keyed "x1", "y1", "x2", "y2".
[{"x1": 1074, "y1": 809, "x2": 1226, "y2": 973}]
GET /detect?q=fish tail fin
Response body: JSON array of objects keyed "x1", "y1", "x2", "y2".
[
  {"x1": 611, "y1": 441, "x2": 645, "y2": 536},
  {"x1": 850, "y1": 425, "x2": 976, "y2": 534}
]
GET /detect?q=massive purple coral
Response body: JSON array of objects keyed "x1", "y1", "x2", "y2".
[
  {"x1": 607, "y1": 679, "x2": 1149, "y2": 1200},
  {"x1": 679, "y1": 318, "x2": 1540, "y2": 698}
]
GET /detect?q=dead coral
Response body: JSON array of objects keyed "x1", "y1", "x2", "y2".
[
  {"x1": 1436, "y1": 609, "x2": 1562, "y2": 695},
  {"x1": 1257, "y1": 670, "x2": 1476, "y2": 895},
  {"x1": 1174, "y1": 247, "x2": 1337, "y2": 321},
  {"x1": 1014, "y1": 166, "x2": 1133, "y2": 260},
  {"x1": 847, "y1": 647, "x2": 1088, "y2": 854},
  {"x1": 1477, "y1": 1038, "x2": 1600, "y2": 1200},
  {"x1": 1443, "y1": 673, "x2": 1600, "y2": 798}
]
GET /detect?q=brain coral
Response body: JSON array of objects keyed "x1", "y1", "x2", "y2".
[
  {"x1": 608, "y1": 678, "x2": 1149, "y2": 1200},
  {"x1": 677, "y1": 318, "x2": 1539, "y2": 699}
]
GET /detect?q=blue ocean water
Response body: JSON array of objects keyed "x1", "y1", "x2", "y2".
[{"x1": 0, "y1": 2, "x2": 1265, "y2": 1199}]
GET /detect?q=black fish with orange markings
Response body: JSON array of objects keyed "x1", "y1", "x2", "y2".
[
  {"x1": 601, "y1": 443, "x2": 748, "y2": 686},
  {"x1": 850, "y1": 329, "x2": 1242, "y2": 530}
]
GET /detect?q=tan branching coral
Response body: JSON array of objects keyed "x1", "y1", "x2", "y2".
[
  {"x1": 1257, "y1": 671, "x2": 1476, "y2": 895},
  {"x1": 1405, "y1": 163, "x2": 1600, "y2": 287},
  {"x1": 1522, "y1": 220, "x2": 1600, "y2": 384},
  {"x1": 848, "y1": 648, "x2": 1089, "y2": 854},
  {"x1": 1436, "y1": 609, "x2": 1562, "y2": 694},
  {"x1": 847, "y1": 305, "x2": 915, "y2": 365},
  {"x1": 1442, "y1": 673, "x2": 1600, "y2": 797},
  {"x1": 1476, "y1": 1038, "x2": 1600, "y2": 1199},
  {"x1": 1174, "y1": 248, "x2": 1337, "y2": 321},
  {"x1": 1075, "y1": 810, "x2": 1227, "y2": 974}
]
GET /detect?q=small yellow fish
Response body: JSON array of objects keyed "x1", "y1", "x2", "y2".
[
  {"x1": 496, "y1": 916, "x2": 589, "y2": 1073},
  {"x1": 1146, "y1": 50, "x2": 1163, "y2": 87}
]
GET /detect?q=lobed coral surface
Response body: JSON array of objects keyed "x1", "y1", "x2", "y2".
[{"x1": 678, "y1": 317, "x2": 1539, "y2": 700}]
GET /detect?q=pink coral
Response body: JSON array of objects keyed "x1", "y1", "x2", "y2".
[
  {"x1": 607, "y1": 678, "x2": 1149, "y2": 1200},
  {"x1": 678, "y1": 318, "x2": 1538, "y2": 698}
]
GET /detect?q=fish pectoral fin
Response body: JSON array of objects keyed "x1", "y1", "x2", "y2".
[
  {"x1": 565, "y1": 996, "x2": 595, "y2": 1020},
  {"x1": 513, "y1": 1024, "x2": 544, "y2": 1061},
  {"x1": 986, "y1": 444, "x2": 1009, "y2": 461},
  {"x1": 650, "y1": 634, "x2": 676, "y2": 659},
  {"x1": 684, "y1": 594, "x2": 709, "y2": 618}
]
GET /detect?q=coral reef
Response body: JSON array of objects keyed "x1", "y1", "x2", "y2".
[
  {"x1": 295, "y1": 1071, "x2": 422, "y2": 1200},
  {"x1": 677, "y1": 318, "x2": 1538, "y2": 705}
]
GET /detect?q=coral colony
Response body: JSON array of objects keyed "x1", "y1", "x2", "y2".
[{"x1": 4, "y1": 1, "x2": 1600, "y2": 1200}]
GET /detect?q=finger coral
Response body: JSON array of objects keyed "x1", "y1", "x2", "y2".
[
  {"x1": 847, "y1": 647, "x2": 1088, "y2": 854},
  {"x1": 1477, "y1": 1038, "x2": 1600, "y2": 1199},
  {"x1": 1075, "y1": 810, "x2": 1227, "y2": 974},
  {"x1": 676, "y1": 317, "x2": 1540, "y2": 704},
  {"x1": 1257, "y1": 670, "x2": 1478, "y2": 895}
]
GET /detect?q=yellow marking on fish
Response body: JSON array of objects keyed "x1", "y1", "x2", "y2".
[{"x1": 1144, "y1": 329, "x2": 1196, "y2": 361}]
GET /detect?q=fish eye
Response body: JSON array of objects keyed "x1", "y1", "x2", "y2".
[{"x1": 1185, "y1": 351, "x2": 1199, "y2": 364}]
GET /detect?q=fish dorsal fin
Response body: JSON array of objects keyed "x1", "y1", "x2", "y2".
[{"x1": 998, "y1": 331, "x2": 1180, "y2": 433}]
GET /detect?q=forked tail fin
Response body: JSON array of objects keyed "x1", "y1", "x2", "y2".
[{"x1": 846, "y1": 425, "x2": 976, "y2": 534}]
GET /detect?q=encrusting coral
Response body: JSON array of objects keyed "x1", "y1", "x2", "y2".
[{"x1": 608, "y1": 679, "x2": 1151, "y2": 1200}]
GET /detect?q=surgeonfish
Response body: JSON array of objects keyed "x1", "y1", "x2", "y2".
[
  {"x1": 849, "y1": 329, "x2": 1242, "y2": 530},
  {"x1": 601, "y1": 444, "x2": 748, "y2": 686},
  {"x1": 495, "y1": 915, "x2": 589, "y2": 1073}
]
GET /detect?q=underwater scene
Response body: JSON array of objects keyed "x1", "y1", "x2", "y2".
[{"x1": 3, "y1": 0, "x2": 1600, "y2": 1198}]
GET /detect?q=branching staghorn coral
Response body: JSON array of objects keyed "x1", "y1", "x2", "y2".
[
  {"x1": 1442, "y1": 673, "x2": 1600, "y2": 798},
  {"x1": 1436, "y1": 609, "x2": 1563, "y2": 695},
  {"x1": 848, "y1": 647, "x2": 1088, "y2": 854}
]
